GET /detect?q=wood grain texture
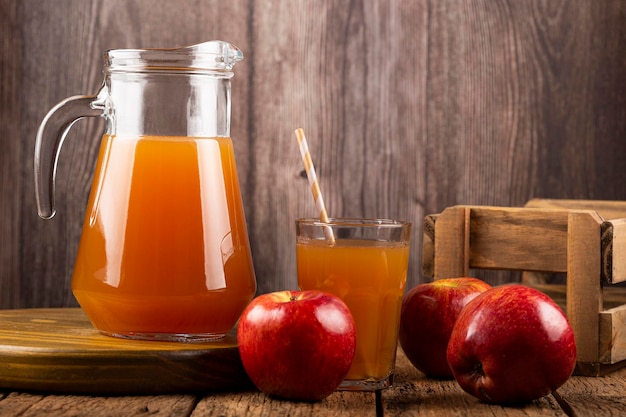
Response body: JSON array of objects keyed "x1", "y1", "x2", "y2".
[
  {"x1": 607, "y1": 219, "x2": 626, "y2": 284},
  {"x1": 600, "y1": 304, "x2": 626, "y2": 364},
  {"x1": 468, "y1": 206, "x2": 571, "y2": 272},
  {"x1": 432, "y1": 206, "x2": 469, "y2": 279},
  {"x1": 566, "y1": 211, "x2": 603, "y2": 364},
  {"x1": 0, "y1": 309, "x2": 250, "y2": 394},
  {"x1": 425, "y1": 205, "x2": 573, "y2": 278},
  {"x1": 525, "y1": 199, "x2": 626, "y2": 221},
  {"x1": 523, "y1": 199, "x2": 626, "y2": 284},
  {"x1": 2, "y1": 0, "x2": 626, "y2": 308},
  {"x1": 0, "y1": 393, "x2": 198, "y2": 417},
  {"x1": 1, "y1": 348, "x2": 626, "y2": 416}
]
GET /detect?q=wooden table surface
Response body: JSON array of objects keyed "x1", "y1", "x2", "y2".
[{"x1": 1, "y1": 347, "x2": 624, "y2": 417}]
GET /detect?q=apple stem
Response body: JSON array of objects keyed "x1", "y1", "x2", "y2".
[{"x1": 290, "y1": 295, "x2": 297, "y2": 302}]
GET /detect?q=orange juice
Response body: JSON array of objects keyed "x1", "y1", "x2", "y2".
[
  {"x1": 72, "y1": 134, "x2": 256, "y2": 340},
  {"x1": 297, "y1": 237, "x2": 410, "y2": 382}
]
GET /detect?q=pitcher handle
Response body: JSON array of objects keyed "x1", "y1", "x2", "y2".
[{"x1": 34, "y1": 90, "x2": 105, "y2": 219}]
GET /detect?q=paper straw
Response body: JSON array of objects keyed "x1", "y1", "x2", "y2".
[{"x1": 295, "y1": 128, "x2": 336, "y2": 243}]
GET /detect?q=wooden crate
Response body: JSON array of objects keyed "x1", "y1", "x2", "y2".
[{"x1": 422, "y1": 201, "x2": 626, "y2": 376}]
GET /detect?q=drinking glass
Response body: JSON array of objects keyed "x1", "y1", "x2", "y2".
[{"x1": 296, "y1": 218, "x2": 411, "y2": 390}]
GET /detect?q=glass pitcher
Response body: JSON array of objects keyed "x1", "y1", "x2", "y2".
[{"x1": 34, "y1": 41, "x2": 257, "y2": 342}]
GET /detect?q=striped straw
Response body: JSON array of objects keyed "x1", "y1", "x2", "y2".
[{"x1": 295, "y1": 128, "x2": 336, "y2": 243}]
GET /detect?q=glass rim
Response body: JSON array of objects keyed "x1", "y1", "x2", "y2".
[
  {"x1": 103, "y1": 40, "x2": 243, "y2": 75},
  {"x1": 296, "y1": 217, "x2": 411, "y2": 228}
]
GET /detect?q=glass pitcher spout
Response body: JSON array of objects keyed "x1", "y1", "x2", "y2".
[{"x1": 180, "y1": 40, "x2": 244, "y2": 70}]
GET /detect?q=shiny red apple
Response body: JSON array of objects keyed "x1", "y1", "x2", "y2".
[
  {"x1": 237, "y1": 290, "x2": 356, "y2": 401},
  {"x1": 398, "y1": 277, "x2": 492, "y2": 378},
  {"x1": 447, "y1": 284, "x2": 577, "y2": 404}
]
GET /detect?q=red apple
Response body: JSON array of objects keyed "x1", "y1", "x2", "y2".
[
  {"x1": 399, "y1": 277, "x2": 492, "y2": 378},
  {"x1": 447, "y1": 284, "x2": 577, "y2": 404},
  {"x1": 237, "y1": 290, "x2": 356, "y2": 401}
]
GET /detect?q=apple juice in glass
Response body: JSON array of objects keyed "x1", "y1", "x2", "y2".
[{"x1": 296, "y1": 218, "x2": 411, "y2": 390}]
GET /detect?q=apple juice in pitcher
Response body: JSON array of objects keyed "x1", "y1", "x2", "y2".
[
  {"x1": 34, "y1": 42, "x2": 256, "y2": 341},
  {"x1": 72, "y1": 134, "x2": 256, "y2": 337}
]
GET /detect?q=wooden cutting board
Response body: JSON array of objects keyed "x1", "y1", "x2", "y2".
[{"x1": 0, "y1": 308, "x2": 252, "y2": 395}]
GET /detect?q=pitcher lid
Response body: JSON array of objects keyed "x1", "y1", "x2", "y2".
[{"x1": 104, "y1": 40, "x2": 243, "y2": 75}]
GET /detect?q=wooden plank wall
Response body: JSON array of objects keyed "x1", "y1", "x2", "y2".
[{"x1": 1, "y1": 0, "x2": 625, "y2": 309}]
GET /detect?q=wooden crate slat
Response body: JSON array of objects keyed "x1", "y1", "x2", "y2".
[
  {"x1": 432, "y1": 206, "x2": 469, "y2": 279},
  {"x1": 525, "y1": 199, "x2": 626, "y2": 221},
  {"x1": 566, "y1": 211, "x2": 603, "y2": 364},
  {"x1": 468, "y1": 207, "x2": 569, "y2": 272},
  {"x1": 599, "y1": 304, "x2": 626, "y2": 364}
]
